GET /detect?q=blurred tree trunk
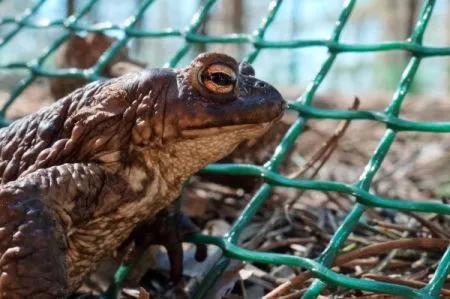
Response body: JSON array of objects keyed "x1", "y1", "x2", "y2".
[
  {"x1": 67, "y1": 0, "x2": 75, "y2": 16},
  {"x1": 406, "y1": 1, "x2": 418, "y2": 37},
  {"x1": 405, "y1": 0, "x2": 418, "y2": 59},
  {"x1": 133, "y1": 0, "x2": 143, "y2": 56},
  {"x1": 376, "y1": 1, "x2": 419, "y2": 83},
  {"x1": 207, "y1": 0, "x2": 243, "y2": 58},
  {"x1": 194, "y1": 0, "x2": 208, "y2": 55}
]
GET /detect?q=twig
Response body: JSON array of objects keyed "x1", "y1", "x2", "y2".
[
  {"x1": 240, "y1": 278, "x2": 248, "y2": 299},
  {"x1": 408, "y1": 261, "x2": 437, "y2": 281},
  {"x1": 244, "y1": 208, "x2": 285, "y2": 249},
  {"x1": 403, "y1": 212, "x2": 450, "y2": 239},
  {"x1": 259, "y1": 237, "x2": 317, "y2": 252},
  {"x1": 342, "y1": 257, "x2": 410, "y2": 270},
  {"x1": 263, "y1": 238, "x2": 450, "y2": 299},
  {"x1": 370, "y1": 219, "x2": 415, "y2": 273},
  {"x1": 278, "y1": 289, "x2": 306, "y2": 299},
  {"x1": 369, "y1": 219, "x2": 425, "y2": 234},
  {"x1": 284, "y1": 97, "x2": 360, "y2": 208},
  {"x1": 362, "y1": 274, "x2": 450, "y2": 296},
  {"x1": 289, "y1": 98, "x2": 360, "y2": 180}
]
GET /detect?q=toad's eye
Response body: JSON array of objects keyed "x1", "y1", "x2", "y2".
[{"x1": 199, "y1": 64, "x2": 237, "y2": 94}]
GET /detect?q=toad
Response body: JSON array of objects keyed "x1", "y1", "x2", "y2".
[{"x1": 0, "y1": 52, "x2": 285, "y2": 298}]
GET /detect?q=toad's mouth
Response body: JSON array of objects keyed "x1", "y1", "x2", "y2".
[
  {"x1": 180, "y1": 121, "x2": 275, "y2": 138},
  {"x1": 180, "y1": 109, "x2": 284, "y2": 138}
]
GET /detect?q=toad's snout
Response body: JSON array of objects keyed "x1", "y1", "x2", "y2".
[{"x1": 236, "y1": 76, "x2": 286, "y2": 124}]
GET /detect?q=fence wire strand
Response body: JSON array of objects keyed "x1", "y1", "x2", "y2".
[{"x1": 0, "y1": 0, "x2": 449, "y2": 298}]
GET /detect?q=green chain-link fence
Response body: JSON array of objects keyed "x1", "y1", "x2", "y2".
[{"x1": 2, "y1": 0, "x2": 450, "y2": 298}]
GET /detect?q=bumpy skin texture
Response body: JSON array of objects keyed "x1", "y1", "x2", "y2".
[{"x1": 0, "y1": 52, "x2": 285, "y2": 298}]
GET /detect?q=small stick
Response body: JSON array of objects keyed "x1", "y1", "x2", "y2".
[
  {"x1": 343, "y1": 257, "x2": 410, "y2": 270},
  {"x1": 404, "y1": 211, "x2": 450, "y2": 239},
  {"x1": 259, "y1": 237, "x2": 317, "y2": 252},
  {"x1": 263, "y1": 238, "x2": 450, "y2": 299},
  {"x1": 362, "y1": 274, "x2": 450, "y2": 296},
  {"x1": 284, "y1": 97, "x2": 360, "y2": 220},
  {"x1": 287, "y1": 97, "x2": 360, "y2": 180},
  {"x1": 369, "y1": 219, "x2": 426, "y2": 233}
]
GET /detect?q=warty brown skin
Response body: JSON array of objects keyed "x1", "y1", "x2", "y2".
[{"x1": 0, "y1": 52, "x2": 285, "y2": 298}]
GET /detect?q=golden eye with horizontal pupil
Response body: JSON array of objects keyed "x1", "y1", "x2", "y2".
[{"x1": 199, "y1": 64, "x2": 237, "y2": 94}]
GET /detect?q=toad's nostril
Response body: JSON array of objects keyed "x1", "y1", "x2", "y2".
[{"x1": 255, "y1": 81, "x2": 267, "y2": 88}]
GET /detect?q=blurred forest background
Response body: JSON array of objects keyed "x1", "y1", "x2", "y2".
[{"x1": 1, "y1": 0, "x2": 450, "y2": 100}]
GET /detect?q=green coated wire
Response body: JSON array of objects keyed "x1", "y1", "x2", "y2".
[
  {"x1": 186, "y1": 234, "x2": 432, "y2": 299},
  {"x1": 0, "y1": 0, "x2": 46, "y2": 48},
  {"x1": 1, "y1": 0, "x2": 450, "y2": 298},
  {"x1": 422, "y1": 246, "x2": 450, "y2": 298},
  {"x1": 288, "y1": 103, "x2": 450, "y2": 133},
  {"x1": 90, "y1": 0, "x2": 156, "y2": 77},
  {"x1": 192, "y1": 1, "x2": 287, "y2": 297},
  {"x1": 4, "y1": 12, "x2": 450, "y2": 55},
  {"x1": 0, "y1": 0, "x2": 98, "y2": 118},
  {"x1": 202, "y1": 164, "x2": 450, "y2": 214},
  {"x1": 303, "y1": 1, "x2": 436, "y2": 297},
  {"x1": 245, "y1": 0, "x2": 283, "y2": 63},
  {"x1": 164, "y1": 0, "x2": 217, "y2": 68}
]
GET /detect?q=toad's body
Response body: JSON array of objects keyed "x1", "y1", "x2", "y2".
[{"x1": 0, "y1": 53, "x2": 284, "y2": 298}]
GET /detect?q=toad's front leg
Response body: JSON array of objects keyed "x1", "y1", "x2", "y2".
[
  {"x1": 0, "y1": 180, "x2": 68, "y2": 298},
  {"x1": 122, "y1": 197, "x2": 207, "y2": 284},
  {"x1": 0, "y1": 163, "x2": 125, "y2": 299}
]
